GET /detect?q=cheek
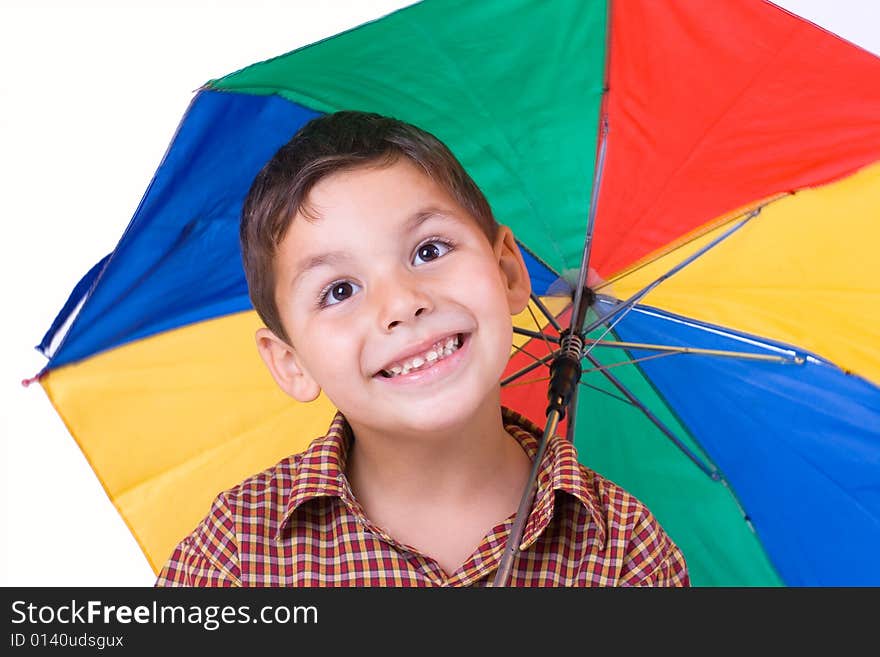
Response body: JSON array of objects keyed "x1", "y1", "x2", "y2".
[
  {"x1": 466, "y1": 261, "x2": 513, "y2": 315},
  {"x1": 462, "y1": 263, "x2": 516, "y2": 363},
  {"x1": 296, "y1": 317, "x2": 363, "y2": 378}
]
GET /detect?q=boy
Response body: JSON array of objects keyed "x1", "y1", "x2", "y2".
[{"x1": 156, "y1": 111, "x2": 689, "y2": 587}]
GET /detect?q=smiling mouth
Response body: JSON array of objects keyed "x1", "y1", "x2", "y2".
[{"x1": 377, "y1": 333, "x2": 466, "y2": 378}]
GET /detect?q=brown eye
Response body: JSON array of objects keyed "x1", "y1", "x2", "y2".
[
  {"x1": 331, "y1": 282, "x2": 353, "y2": 301},
  {"x1": 320, "y1": 280, "x2": 361, "y2": 307},
  {"x1": 413, "y1": 240, "x2": 452, "y2": 265},
  {"x1": 419, "y1": 244, "x2": 440, "y2": 261}
]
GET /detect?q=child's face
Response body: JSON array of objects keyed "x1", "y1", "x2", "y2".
[{"x1": 257, "y1": 158, "x2": 530, "y2": 435}]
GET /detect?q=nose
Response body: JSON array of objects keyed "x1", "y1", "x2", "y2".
[{"x1": 375, "y1": 269, "x2": 433, "y2": 332}]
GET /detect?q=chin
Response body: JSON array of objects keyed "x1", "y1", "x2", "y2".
[
  {"x1": 401, "y1": 411, "x2": 473, "y2": 434},
  {"x1": 395, "y1": 389, "x2": 498, "y2": 434}
]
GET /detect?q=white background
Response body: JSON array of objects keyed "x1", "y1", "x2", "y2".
[{"x1": 2, "y1": 0, "x2": 878, "y2": 586}]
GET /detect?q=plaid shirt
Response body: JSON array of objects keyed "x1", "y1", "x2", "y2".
[{"x1": 156, "y1": 407, "x2": 689, "y2": 587}]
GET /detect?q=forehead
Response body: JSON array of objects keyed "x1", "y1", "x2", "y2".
[
  {"x1": 288, "y1": 159, "x2": 474, "y2": 246},
  {"x1": 274, "y1": 159, "x2": 480, "y2": 280},
  {"x1": 305, "y1": 158, "x2": 453, "y2": 220}
]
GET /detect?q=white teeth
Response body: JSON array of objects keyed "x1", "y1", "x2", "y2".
[{"x1": 382, "y1": 334, "x2": 464, "y2": 378}]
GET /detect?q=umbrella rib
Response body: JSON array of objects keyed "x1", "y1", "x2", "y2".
[
  {"x1": 510, "y1": 341, "x2": 551, "y2": 367},
  {"x1": 579, "y1": 207, "x2": 762, "y2": 352},
  {"x1": 528, "y1": 292, "x2": 563, "y2": 334},
  {"x1": 506, "y1": 302, "x2": 564, "y2": 386},
  {"x1": 513, "y1": 326, "x2": 560, "y2": 343},
  {"x1": 526, "y1": 302, "x2": 559, "y2": 356},
  {"x1": 594, "y1": 195, "x2": 788, "y2": 294},
  {"x1": 599, "y1": 341, "x2": 799, "y2": 364},
  {"x1": 582, "y1": 351, "x2": 679, "y2": 374},
  {"x1": 514, "y1": 329, "x2": 799, "y2": 364},
  {"x1": 503, "y1": 375, "x2": 550, "y2": 389},
  {"x1": 578, "y1": 380, "x2": 637, "y2": 407},
  {"x1": 500, "y1": 350, "x2": 558, "y2": 387},
  {"x1": 582, "y1": 352, "x2": 720, "y2": 480}
]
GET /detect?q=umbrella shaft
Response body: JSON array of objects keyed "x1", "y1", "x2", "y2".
[
  {"x1": 571, "y1": 116, "x2": 609, "y2": 319},
  {"x1": 493, "y1": 409, "x2": 562, "y2": 587}
]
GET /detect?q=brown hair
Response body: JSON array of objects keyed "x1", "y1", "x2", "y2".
[{"x1": 240, "y1": 110, "x2": 499, "y2": 344}]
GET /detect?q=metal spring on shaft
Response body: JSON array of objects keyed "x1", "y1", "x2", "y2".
[{"x1": 559, "y1": 329, "x2": 584, "y2": 361}]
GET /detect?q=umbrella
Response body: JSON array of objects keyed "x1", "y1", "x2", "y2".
[{"x1": 31, "y1": 0, "x2": 880, "y2": 586}]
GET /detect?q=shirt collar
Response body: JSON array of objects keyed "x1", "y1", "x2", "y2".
[
  {"x1": 275, "y1": 412, "x2": 352, "y2": 540},
  {"x1": 276, "y1": 407, "x2": 607, "y2": 549},
  {"x1": 502, "y1": 407, "x2": 607, "y2": 551}
]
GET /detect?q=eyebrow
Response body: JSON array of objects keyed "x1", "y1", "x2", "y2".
[
  {"x1": 405, "y1": 208, "x2": 449, "y2": 231},
  {"x1": 290, "y1": 251, "x2": 350, "y2": 290},
  {"x1": 289, "y1": 208, "x2": 455, "y2": 289}
]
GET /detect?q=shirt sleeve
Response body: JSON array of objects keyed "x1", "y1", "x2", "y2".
[
  {"x1": 618, "y1": 506, "x2": 690, "y2": 587},
  {"x1": 154, "y1": 494, "x2": 242, "y2": 587}
]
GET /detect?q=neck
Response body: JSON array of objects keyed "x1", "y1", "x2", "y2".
[{"x1": 345, "y1": 389, "x2": 527, "y2": 505}]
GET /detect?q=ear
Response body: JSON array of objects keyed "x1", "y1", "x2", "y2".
[
  {"x1": 493, "y1": 225, "x2": 532, "y2": 314},
  {"x1": 255, "y1": 327, "x2": 321, "y2": 403}
]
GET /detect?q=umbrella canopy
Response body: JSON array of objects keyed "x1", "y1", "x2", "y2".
[{"x1": 35, "y1": 0, "x2": 880, "y2": 586}]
